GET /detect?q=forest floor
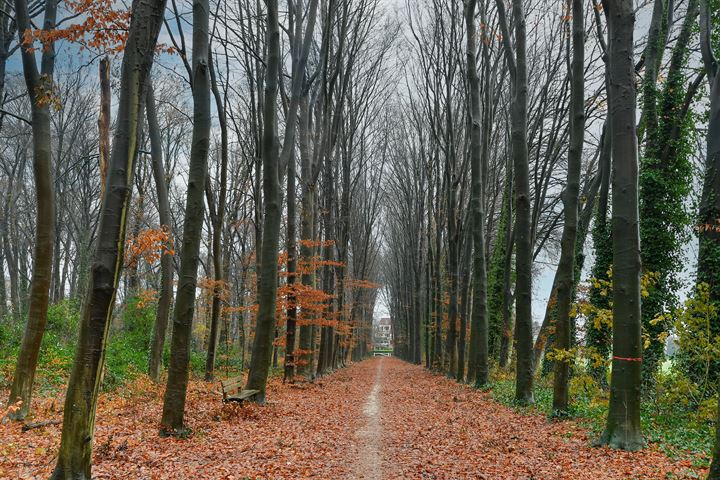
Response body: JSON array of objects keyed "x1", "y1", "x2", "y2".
[{"x1": 0, "y1": 357, "x2": 707, "y2": 479}]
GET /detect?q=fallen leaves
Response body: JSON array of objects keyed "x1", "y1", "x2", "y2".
[{"x1": 0, "y1": 358, "x2": 708, "y2": 479}]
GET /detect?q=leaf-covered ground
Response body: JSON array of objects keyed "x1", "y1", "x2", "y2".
[{"x1": 0, "y1": 357, "x2": 707, "y2": 479}]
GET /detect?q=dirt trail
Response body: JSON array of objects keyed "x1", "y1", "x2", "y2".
[{"x1": 350, "y1": 358, "x2": 384, "y2": 480}]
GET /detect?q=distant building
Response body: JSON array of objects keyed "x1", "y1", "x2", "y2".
[{"x1": 373, "y1": 317, "x2": 393, "y2": 349}]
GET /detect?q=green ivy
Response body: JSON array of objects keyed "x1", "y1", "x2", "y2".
[
  {"x1": 487, "y1": 183, "x2": 510, "y2": 361},
  {"x1": 638, "y1": 0, "x2": 698, "y2": 390}
]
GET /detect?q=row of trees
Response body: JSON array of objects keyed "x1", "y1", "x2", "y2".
[
  {"x1": 1, "y1": 0, "x2": 720, "y2": 476},
  {"x1": 1, "y1": 0, "x2": 397, "y2": 477},
  {"x1": 381, "y1": 0, "x2": 720, "y2": 474}
]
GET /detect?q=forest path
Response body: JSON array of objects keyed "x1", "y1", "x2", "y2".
[
  {"x1": 350, "y1": 358, "x2": 384, "y2": 479},
  {"x1": 0, "y1": 357, "x2": 703, "y2": 479},
  {"x1": 352, "y1": 357, "x2": 700, "y2": 479}
]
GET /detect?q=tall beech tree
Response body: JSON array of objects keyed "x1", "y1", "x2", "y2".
[
  {"x1": 6, "y1": 0, "x2": 57, "y2": 421},
  {"x1": 598, "y1": 0, "x2": 644, "y2": 451},
  {"x1": 495, "y1": 0, "x2": 533, "y2": 404},
  {"x1": 465, "y1": 0, "x2": 489, "y2": 388},
  {"x1": 160, "y1": 0, "x2": 211, "y2": 434},
  {"x1": 50, "y1": 0, "x2": 167, "y2": 475},
  {"x1": 280, "y1": 0, "x2": 319, "y2": 383},
  {"x1": 243, "y1": 0, "x2": 281, "y2": 403},
  {"x1": 552, "y1": 0, "x2": 585, "y2": 415}
]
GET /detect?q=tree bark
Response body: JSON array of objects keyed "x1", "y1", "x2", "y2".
[
  {"x1": 496, "y1": 0, "x2": 533, "y2": 404},
  {"x1": 146, "y1": 81, "x2": 173, "y2": 383},
  {"x1": 160, "y1": 0, "x2": 211, "y2": 434},
  {"x1": 598, "y1": 0, "x2": 644, "y2": 451},
  {"x1": 297, "y1": 97, "x2": 317, "y2": 379},
  {"x1": 99, "y1": 57, "x2": 110, "y2": 197},
  {"x1": 50, "y1": 0, "x2": 166, "y2": 476},
  {"x1": 552, "y1": 0, "x2": 585, "y2": 415},
  {"x1": 7, "y1": 0, "x2": 57, "y2": 422},
  {"x1": 204, "y1": 49, "x2": 229, "y2": 382},
  {"x1": 465, "y1": 0, "x2": 489, "y2": 388},
  {"x1": 244, "y1": 0, "x2": 282, "y2": 403}
]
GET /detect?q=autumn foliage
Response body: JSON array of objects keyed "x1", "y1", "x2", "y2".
[{"x1": 23, "y1": 0, "x2": 131, "y2": 54}]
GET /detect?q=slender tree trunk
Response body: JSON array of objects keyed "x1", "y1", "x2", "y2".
[
  {"x1": 284, "y1": 142, "x2": 299, "y2": 382},
  {"x1": 457, "y1": 233, "x2": 470, "y2": 381},
  {"x1": 432, "y1": 204, "x2": 443, "y2": 370},
  {"x1": 297, "y1": 98, "x2": 316, "y2": 379},
  {"x1": 244, "y1": 0, "x2": 282, "y2": 403},
  {"x1": 317, "y1": 174, "x2": 336, "y2": 376},
  {"x1": 146, "y1": 82, "x2": 173, "y2": 383},
  {"x1": 98, "y1": 57, "x2": 110, "y2": 196},
  {"x1": 50, "y1": 0, "x2": 166, "y2": 476},
  {"x1": 283, "y1": 0, "x2": 319, "y2": 382},
  {"x1": 160, "y1": 0, "x2": 211, "y2": 434},
  {"x1": 598, "y1": 0, "x2": 644, "y2": 451},
  {"x1": 204, "y1": 50, "x2": 229, "y2": 382},
  {"x1": 6, "y1": 0, "x2": 57, "y2": 422},
  {"x1": 0, "y1": 237, "x2": 6, "y2": 319},
  {"x1": 552, "y1": 0, "x2": 585, "y2": 415},
  {"x1": 465, "y1": 0, "x2": 489, "y2": 388},
  {"x1": 496, "y1": 0, "x2": 532, "y2": 404}
]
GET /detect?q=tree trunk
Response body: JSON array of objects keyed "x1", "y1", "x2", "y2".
[
  {"x1": 297, "y1": 97, "x2": 317, "y2": 379},
  {"x1": 146, "y1": 81, "x2": 173, "y2": 383},
  {"x1": 50, "y1": 0, "x2": 166, "y2": 475},
  {"x1": 243, "y1": 0, "x2": 282, "y2": 403},
  {"x1": 282, "y1": 0, "x2": 319, "y2": 382},
  {"x1": 6, "y1": 0, "x2": 57, "y2": 422},
  {"x1": 204, "y1": 49, "x2": 229, "y2": 382},
  {"x1": 598, "y1": 0, "x2": 644, "y2": 451},
  {"x1": 496, "y1": 0, "x2": 533, "y2": 404},
  {"x1": 160, "y1": 0, "x2": 211, "y2": 434},
  {"x1": 465, "y1": 0, "x2": 489, "y2": 388},
  {"x1": 552, "y1": 0, "x2": 585, "y2": 415}
]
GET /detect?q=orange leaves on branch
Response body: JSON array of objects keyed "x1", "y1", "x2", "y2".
[
  {"x1": 124, "y1": 226, "x2": 174, "y2": 269},
  {"x1": 23, "y1": 0, "x2": 131, "y2": 55},
  {"x1": 136, "y1": 288, "x2": 157, "y2": 309},
  {"x1": 344, "y1": 279, "x2": 381, "y2": 290},
  {"x1": 198, "y1": 277, "x2": 229, "y2": 303},
  {"x1": 298, "y1": 239, "x2": 335, "y2": 248}
]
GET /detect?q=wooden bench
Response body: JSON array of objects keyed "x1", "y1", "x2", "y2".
[{"x1": 220, "y1": 377, "x2": 259, "y2": 403}]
